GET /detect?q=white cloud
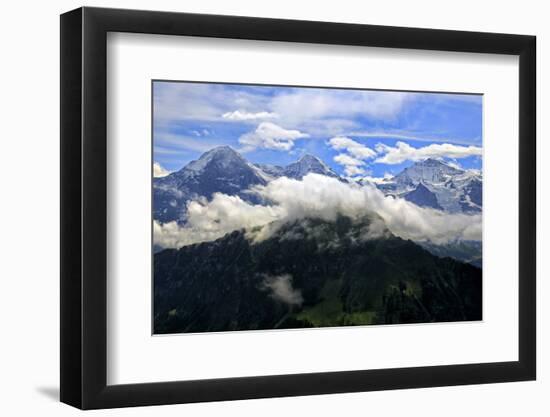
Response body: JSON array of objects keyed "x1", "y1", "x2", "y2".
[
  {"x1": 260, "y1": 274, "x2": 303, "y2": 307},
  {"x1": 329, "y1": 136, "x2": 377, "y2": 160},
  {"x1": 270, "y1": 90, "x2": 411, "y2": 124},
  {"x1": 153, "y1": 194, "x2": 284, "y2": 248},
  {"x1": 153, "y1": 162, "x2": 171, "y2": 178},
  {"x1": 333, "y1": 153, "x2": 364, "y2": 167},
  {"x1": 333, "y1": 154, "x2": 367, "y2": 177},
  {"x1": 348, "y1": 131, "x2": 480, "y2": 146},
  {"x1": 222, "y1": 110, "x2": 279, "y2": 121},
  {"x1": 239, "y1": 122, "x2": 309, "y2": 151},
  {"x1": 359, "y1": 173, "x2": 394, "y2": 184},
  {"x1": 446, "y1": 160, "x2": 463, "y2": 170},
  {"x1": 329, "y1": 137, "x2": 377, "y2": 177},
  {"x1": 375, "y1": 141, "x2": 483, "y2": 164},
  {"x1": 343, "y1": 166, "x2": 367, "y2": 177},
  {"x1": 154, "y1": 174, "x2": 481, "y2": 250}
]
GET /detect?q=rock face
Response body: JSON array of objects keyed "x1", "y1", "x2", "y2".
[
  {"x1": 403, "y1": 182, "x2": 443, "y2": 210},
  {"x1": 154, "y1": 216, "x2": 482, "y2": 334},
  {"x1": 459, "y1": 177, "x2": 482, "y2": 213}
]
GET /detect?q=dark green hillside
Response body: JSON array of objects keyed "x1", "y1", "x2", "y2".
[{"x1": 154, "y1": 216, "x2": 482, "y2": 334}]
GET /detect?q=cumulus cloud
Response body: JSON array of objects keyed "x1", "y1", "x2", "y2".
[
  {"x1": 342, "y1": 166, "x2": 367, "y2": 177},
  {"x1": 333, "y1": 153, "x2": 367, "y2": 176},
  {"x1": 154, "y1": 174, "x2": 481, "y2": 250},
  {"x1": 375, "y1": 141, "x2": 482, "y2": 165},
  {"x1": 333, "y1": 153, "x2": 364, "y2": 167},
  {"x1": 260, "y1": 274, "x2": 303, "y2": 307},
  {"x1": 329, "y1": 136, "x2": 377, "y2": 160},
  {"x1": 153, "y1": 162, "x2": 171, "y2": 178},
  {"x1": 329, "y1": 137, "x2": 376, "y2": 177},
  {"x1": 222, "y1": 110, "x2": 279, "y2": 121},
  {"x1": 239, "y1": 122, "x2": 309, "y2": 151}
]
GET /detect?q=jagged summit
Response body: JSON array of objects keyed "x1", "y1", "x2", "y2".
[
  {"x1": 298, "y1": 154, "x2": 322, "y2": 163},
  {"x1": 394, "y1": 158, "x2": 463, "y2": 186},
  {"x1": 204, "y1": 145, "x2": 235, "y2": 153},
  {"x1": 184, "y1": 145, "x2": 245, "y2": 172},
  {"x1": 418, "y1": 157, "x2": 454, "y2": 166},
  {"x1": 284, "y1": 153, "x2": 338, "y2": 179},
  {"x1": 153, "y1": 146, "x2": 267, "y2": 223}
]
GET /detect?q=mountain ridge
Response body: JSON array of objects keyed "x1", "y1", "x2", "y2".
[{"x1": 154, "y1": 215, "x2": 482, "y2": 334}]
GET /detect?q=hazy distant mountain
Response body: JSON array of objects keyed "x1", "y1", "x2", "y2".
[
  {"x1": 419, "y1": 240, "x2": 482, "y2": 268},
  {"x1": 154, "y1": 215, "x2": 482, "y2": 334}
]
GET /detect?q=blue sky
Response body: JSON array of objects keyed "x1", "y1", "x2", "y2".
[{"x1": 153, "y1": 81, "x2": 482, "y2": 178}]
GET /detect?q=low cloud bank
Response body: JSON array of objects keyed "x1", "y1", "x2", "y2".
[
  {"x1": 154, "y1": 174, "x2": 481, "y2": 249},
  {"x1": 260, "y1": 274, "x2": 303, "y2": 307}
]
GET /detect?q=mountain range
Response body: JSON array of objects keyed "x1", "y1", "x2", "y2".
[
  {"x1": 153, "y1": 146, "x2": 482, "y2": 265},
  {"x1": 153, "y1": 146, "x2": 339, "y2": 224},
  {"x1": 154, "y1": 147, "x2": 482, "y2": 223}
]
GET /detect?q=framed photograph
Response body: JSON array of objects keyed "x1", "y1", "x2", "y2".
[{"x1": 60, "y1": 7, "x2": 536, "y2": 409}]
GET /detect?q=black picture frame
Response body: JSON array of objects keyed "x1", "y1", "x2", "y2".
[{"x1": 60, "y1": 6, "x2": 536, "y2": 410}]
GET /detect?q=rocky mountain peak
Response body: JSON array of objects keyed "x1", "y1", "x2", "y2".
[{"x1": 284, "y1": 153, "x2": 338, "y2": 179}]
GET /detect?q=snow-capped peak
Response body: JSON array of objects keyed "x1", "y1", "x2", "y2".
[
  {"x1": 185, "y1": 146, "x2": 245, "y2": 173},
  {"x1": 375, "y1": 158, "x2": 482, "y2": 214},
  {"x1": 394, "y1": 158, "x2": 463, "y2": 186},
  {"x1": 283, "y1": 154, "x2": 338, "y2": 179}
]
